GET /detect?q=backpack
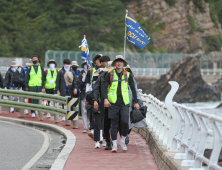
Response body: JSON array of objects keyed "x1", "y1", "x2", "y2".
[
  {"x1": 45, "y1": 69, "x2": 58, "y2": 75},
  {"x1": 11, "y1": 67, "x2": 24, "y2": 87},
  {"x1": 109, "y1": 69, "x2": 128, "y2": 85}
]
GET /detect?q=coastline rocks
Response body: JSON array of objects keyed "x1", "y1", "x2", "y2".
[{"x1": 137, "y1": 56, "x2": 221, "y2": 103}]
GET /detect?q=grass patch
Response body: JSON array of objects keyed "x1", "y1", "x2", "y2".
[{"x1": 188, "y1": 16, "x2": 196, "y2": 34}]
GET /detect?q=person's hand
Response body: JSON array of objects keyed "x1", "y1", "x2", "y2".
[
  {"x1": 94, "y1": 101, "x2": 99, "y2": 110},
  {"x1": 57, "y1": 90, "x2": 61, "y2": 96},
  {"x1": 42, "y1": 88, "x2": 45, "y2": 93},
  {"x1": 19, "y1": 65, "x2": 23, "y2": 68},
  {"x1": 104, "y1": 99, "x2": 111, "y2": 108},
  {"x1": 26, "y1": 88, "x2": 29, "y2": 91},
  {"x1": 83, "y1": 73, "x2": 86, "y2": 76},
  {"x1": 134, "y1": 103, "x2": 140, "y2": 110},
  {"x1": 74, "y1": 88, "x2": 77, "y2": 95}
]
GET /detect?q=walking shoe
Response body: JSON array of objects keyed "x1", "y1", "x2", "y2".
[
  {"x1": 82, "y1": 129, "x2": 87, "y2": 133},
  {"x1": 88, "y1": 132, "x2": 94, "y2": 139},
  {"x1": 46, "y1": 113, "x2": 51, "y2": 118},
  {"x1": 125, "y1": 135, "x2": 129, "y2": 145},
  {"x1": 111, "y1": 145, "x2": 118, "y2": 153},
  {"x1": 99, "y1": 137, "x2": 103, "y2": 144},
  {"x1": 120, "y1": 141, "x2": 127, "y2": 152},
  {"x1": 105, "y1": 142, "x2": 112, "y2": 150},
  {"x1": 62, "y1": 116, "x2": 66, "y2": 121},
  {"x1": 24, "y1": 109, "x2": 29, "y2": 115},
  {"x1": 31, "y1": 113, "x2": 36, "y2": 118},
  {"x1": 102, "y1": 139, "x2": 106, "y2": 147},
  {"x1": 95, "y1": 142, "x2": 100, "y2": 149},
  {"x1": 10, "y1": 107, "x2": 14, "y2": 113}
]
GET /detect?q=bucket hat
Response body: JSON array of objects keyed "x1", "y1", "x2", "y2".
[
  {"x1": 47, "y1": 59, "x2": 57, "y2": 67},
  {"x1": 71, "y1": 61, "x2": 79, "y2": 67},
  {"x1": 64, "y1": 71, "x2": 73, "y2": 85},
  {"x1": 111, "y1": 55, "x2": 127, "y2": 67},
  {"x1": 10, "y1": 61, "x2": 19, "y2": 67}
]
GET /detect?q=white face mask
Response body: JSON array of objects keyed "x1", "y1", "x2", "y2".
[
  {"x1": 84, "y1": 65, "x2": 87, "y2": 71},
  {"x1": 64, "y1": 65, "x2": 71, "y2": 72},
  {"x1": 49, "y1": 64, "x2": 55, "y2": 71},
  {"x1": 11, "y1": 66, "x2": 18, "y2": 72}
]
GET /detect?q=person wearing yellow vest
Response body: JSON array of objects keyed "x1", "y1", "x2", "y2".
[
  {"x1": 25, "y1": 55, "x2": 45, "y2": 118},
  {"x1": 45, "y1": 59, "x2": 58, "y2": 118},
  {"x1": 85, "y1": 54, "x2": 103, "y2": 139},
  {"x1": 103, "y1": 55, "x2": 140, "y2": 153}
]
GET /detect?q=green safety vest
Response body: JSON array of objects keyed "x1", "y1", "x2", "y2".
[
  {"x1": 45, "y1": 69, "x2": 57, "y2": 90},
  {"x1": 28, "y1": 66, "x2": 42, "y2": 87},
  {"x1": 108, "y1": 70, "x2": 130, "y2": 105},
  {"x1": 90, "y1": 68, "x2": 97, "y2": 84}
]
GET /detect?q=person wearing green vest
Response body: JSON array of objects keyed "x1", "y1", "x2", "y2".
[
  {"x1": 85, "y1": 54, "x2": 103, "y2": 139},
  {"x1": 25, "y1": 55, "x2": 45, "y2": 118},
  {"x1": 103, "y1": 55, "x2": 140, "y2": 153},
  {"x1": 45, "y1": 59, "x2": 58, "y2": 118}
]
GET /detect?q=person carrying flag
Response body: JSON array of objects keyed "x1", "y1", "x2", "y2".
[{"x1": 103, "y1": 55, "x2": 140, "y2": 152}]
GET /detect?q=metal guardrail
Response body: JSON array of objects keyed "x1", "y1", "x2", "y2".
[
  {"x1": 0, "y1": 89, "x2": 77, "y2": 126},
  {"x1": 140, "y1": 81, "x2": 222, "y2": 170}
]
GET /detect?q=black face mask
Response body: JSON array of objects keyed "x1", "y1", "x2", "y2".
[
  {"x1": 72, "y1": 67, "x2": 77, "y2": 72},
  {"x1": 33, "y1": 60, "x2": 38, "y2": 64}
]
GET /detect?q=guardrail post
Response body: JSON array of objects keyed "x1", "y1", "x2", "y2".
[
  {"x1": 19, "y1": 88, "x2": 25, "y2": 118},
  {"x1": 38, "y1": 96, "x2": 44, "y2": 121},
  {"x1": 53, "y1": 94, "x2": 60, "y2": 123},
  {"x1": 165, "y1": 81, "x2": 179, "y2": 151},
  {"x1": 65, "y1": 96, "x2": 71, "y2": 126}
]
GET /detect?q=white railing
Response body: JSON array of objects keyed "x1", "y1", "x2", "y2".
[{"x1": 140, "y1": 81, "x2": 222, "y2": 170}]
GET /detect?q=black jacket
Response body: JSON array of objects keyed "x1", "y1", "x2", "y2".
[
  {"x1": 56, "y1": 67, "x2": 77, "y2": 97},
  {"x1": 78, "y1": 70, "x2": 87, "y2": 100},
  {"x1": 4, "y1": 67, "x2": 24, "y2": 88},
  {"x1": 0, "y1": 73, "x2": 3, "y2": 88}
]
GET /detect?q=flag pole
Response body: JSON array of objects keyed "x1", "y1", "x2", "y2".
[{"x1": 124, "y1": 10, "x2": 128, "y2": 59}]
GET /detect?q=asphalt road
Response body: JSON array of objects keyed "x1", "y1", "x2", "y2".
[{"x1": 0, "y1": 121, "x2": 44, "y2": 170}]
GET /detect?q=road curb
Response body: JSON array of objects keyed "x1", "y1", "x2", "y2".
[{"x1": 0, "y1": 116, "x2": 76, "y2": 170}]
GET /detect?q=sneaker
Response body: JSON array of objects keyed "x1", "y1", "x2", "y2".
[
  {"x1": 111, "y1": 145, "x2": 118, "y2": 153},
  {"x1": 31, "y1": 113, "x2": 36, "y2": 118},
  {"x1": 62, "y1": 116, "x2": 66, "y2": 121},
  {"x1": 10, "y1": 107, "x2": 14, "y2": 113},
  {"x1": 88, "y1": 132, "x2": 94, "y2": 139},
  {"x1": 105, "y1": 142, "x2": 112, "y2": 150},
  {"x1": 95, "y1": 142, "x2": 100, "y2": 149},
  {"x1": 24, "y1": 109, "x2": 29, "y2": 115},
  {"x1": 99, "y1": 137, "x2": 103, "y2": 144},
  {"x1": 120, "y1": 141, "x2": 127, "y2": 152},
  {"x1": 125, "y1": 135, "x2": 129, "y2": 145},
  {"x1": 82, "y1": 129, "x2": 87, "y2": 133},
  {"x1": 46, "y1": 113, "x2": 51, "y2": 118},
  {"x1": 102, "y1": 139, "x2": 106, "y2": 147}
]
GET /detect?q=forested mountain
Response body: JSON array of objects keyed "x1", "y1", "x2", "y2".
[{"x1": 1, "y1": 0, "x2": 222, "y2": 61}]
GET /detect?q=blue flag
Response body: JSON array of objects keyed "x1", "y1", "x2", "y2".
[
  {"x1": 126, "y1": 14, "x2": 151, "y2": 49},
  {"x1": 79, "y1": 37, "x2": 93, "y2": 69}
]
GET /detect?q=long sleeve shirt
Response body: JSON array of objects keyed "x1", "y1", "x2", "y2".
[{"x1": 103, "y1": 69, "x2": 138, "y2": 104}]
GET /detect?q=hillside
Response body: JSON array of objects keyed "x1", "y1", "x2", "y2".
[{"x1": 1, "y1": 0, "x2": 222, "y2": 61}]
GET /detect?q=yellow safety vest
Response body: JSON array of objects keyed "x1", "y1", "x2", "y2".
[
  {"x1": 108, "y1": 70, "x2": 130, "y2": 105},
  {"x1": 45, "y1": 69, "x2": 57, "y2": 90},
  {"x1": 28, "y1": 66, "x2": 42, "y2": 87},
  {"x1": 90, "y1": 67, "x2": 97, "y2": 84}
]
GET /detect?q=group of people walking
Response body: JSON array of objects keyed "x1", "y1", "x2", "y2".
[{"x1": 1, "y1": 54, "x2": 147, "y2": 153}]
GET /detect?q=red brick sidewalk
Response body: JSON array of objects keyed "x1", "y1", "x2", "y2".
[{"x1": 0, "y1": 111, "x2": 158, "y2": 170}]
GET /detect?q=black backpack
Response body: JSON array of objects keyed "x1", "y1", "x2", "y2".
[{"x1": 11, "y1": 67, "x2": 24, "y2": 87}]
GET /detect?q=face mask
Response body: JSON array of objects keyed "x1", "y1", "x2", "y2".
[
  {"x1": 64, "y1": 65, "x2": 71, "y2": 71},
  {"x1": 33, "y1": 60, "x2": 38, "y2": 64},
  {"x1": 72, "y1": 67, "x2": 77, "y2": 72},
  {"x1": 49, "y1": 64, "x2": 55, "y2": 71},
  {"x1": 84, "y1": 65, "x2": 87, "y2": 71},
  {"x1": 11, "y1": 66, "x2": 18, "y2": 72}
]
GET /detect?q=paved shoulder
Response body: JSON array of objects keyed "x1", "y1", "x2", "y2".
[{"x1": 0, "y1": 121, "x2": 44, "y2": 170}]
